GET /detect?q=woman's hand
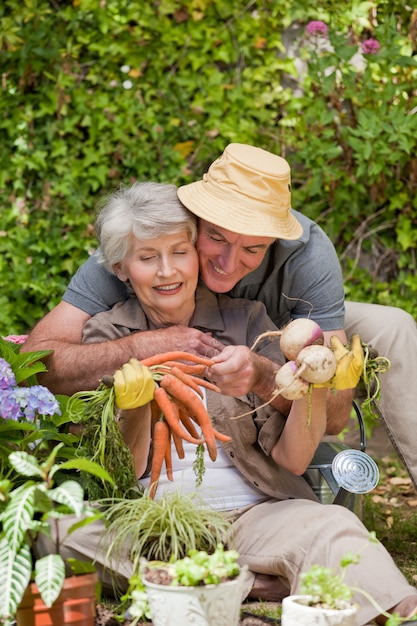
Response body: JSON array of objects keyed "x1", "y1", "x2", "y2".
[{"x1": 206, "y1": 345, "x2": 276, "y2": 398}]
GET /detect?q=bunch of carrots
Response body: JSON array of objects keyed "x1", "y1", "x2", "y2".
[
  {"x1": 70, "y1": 351, "x2": 231, "y2": 500},
  {"x1": 133, "y1": 351, "x2": 231, "y2": 498}
]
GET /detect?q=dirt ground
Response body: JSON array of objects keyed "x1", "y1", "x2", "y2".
[{"x1": 94, "y1": 604, "x2": 281, "y2": 625}]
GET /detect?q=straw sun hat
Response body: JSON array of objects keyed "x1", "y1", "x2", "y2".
[{"x1": 177, "y1": 143, "x2": 303, "y2": 240}]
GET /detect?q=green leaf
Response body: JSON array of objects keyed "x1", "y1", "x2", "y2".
[
  {"x1": 59, "y1": 458, "x2": 116, "y2": 485},
  {"x1": 66, "y1": 557, "x2": 97, "y2": 575},
  {"x1": 0, "y1": 339, "x2": 52, "y2": 385}
]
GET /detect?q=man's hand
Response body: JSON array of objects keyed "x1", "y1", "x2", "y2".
[
  {"x1": 317, "y1": 334, "x2": 365, "y2": 391},
  {"x1": 146, "y1": 326, "x2": 224, "y2": 359}
]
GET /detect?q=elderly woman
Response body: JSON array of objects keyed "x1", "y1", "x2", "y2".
[{"x1": 60, "y1": 182, "x2": 417, "y2": 625}]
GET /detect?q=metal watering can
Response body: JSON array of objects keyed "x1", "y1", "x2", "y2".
[{"x1": 304, "y1": 401, "x2": 379, "y2": 518}]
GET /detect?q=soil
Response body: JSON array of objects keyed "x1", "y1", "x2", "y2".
[
  {"x1": 94, "y1": 603, "x2": 281, "y2": 625},
  {"x1": 142, "y1": 567, "x2": 236, "y2": 586},
  {"x1": 94, "y1": 569, "x2": 281, "y2": 625}
]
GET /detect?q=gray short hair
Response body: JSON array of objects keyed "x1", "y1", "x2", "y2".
[{"x1": 95, "y1": 182, "x2": 197, "y2": 271}]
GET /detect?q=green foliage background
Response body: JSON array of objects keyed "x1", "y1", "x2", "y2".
[{"x1": 1, "y1": 0, "x2": 416, "y2": 334}]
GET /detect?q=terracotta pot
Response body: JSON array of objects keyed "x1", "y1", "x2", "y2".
[
  {"x1": 282, "y1": 595, "x2": 358, "y2": 626},
  {"x1": 16, "y1": 572, "x2": 99, "y2": 626}
]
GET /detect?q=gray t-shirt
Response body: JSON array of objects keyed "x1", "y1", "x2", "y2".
[{"x1": 64, "y1": 210, "x2": 345, "y2": 331}]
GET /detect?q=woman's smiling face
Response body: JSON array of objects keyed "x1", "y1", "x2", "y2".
[{"x1": 113, "y1": 229, "x2": 199, "y2": 326}]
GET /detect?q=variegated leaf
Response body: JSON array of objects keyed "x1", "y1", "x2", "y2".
[
  {"x1": 35, "y1": 553, "x2": 65, "y2": 608},
  {"x1": 0, "y1": 538, "x2": 32, "y2": 620},
  {"x1": 3, "y1": 484, "x2": 36, "y2": 550},
  {"x1": 50, "y1": 480, "x2": 85, "y2": 516},
  {"x1": 8, "y1": 451, "x2": 45, "y2": 478}
]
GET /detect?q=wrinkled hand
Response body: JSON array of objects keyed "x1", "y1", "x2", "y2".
[
  {"x1": 316, "y1": 334, "x2": 365, "y2": 390},
  {"x1": 113, "y1": 358, "x2": 156, "y2": 409},
  {"x1": 133, "y1": 326, "x2": 224, "y2": 359},
  {"x1": 205, "y1": 345, "x2": 257, "y2": 397},
  {"x1": 206, "y1": 345, "x2": 276, "y2": 398}
]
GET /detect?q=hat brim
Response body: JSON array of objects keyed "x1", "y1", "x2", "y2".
[{"x1": 178, "y1": 181, "x2": 304, "y2": 240}]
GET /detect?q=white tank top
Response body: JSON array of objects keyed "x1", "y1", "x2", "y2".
[{"x1": 139, "y1": 388, "x2": 265, "y2": 510}]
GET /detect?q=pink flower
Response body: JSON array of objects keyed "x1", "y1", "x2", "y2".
[
  {"x1": 362, "y1": 38, "x2": 380, "y2": 55},
  {"x1": 305, "y1": 21, "x2": 328, "y2": 37},
  {"x1": 2, "y1": 334, "x2": 28, "y2": 345}
]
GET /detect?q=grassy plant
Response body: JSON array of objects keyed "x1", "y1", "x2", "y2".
[
  {"x1": 102, "y1": 489, "x2": 233, "y2": 572},
  {"x1": 67, "y1": 386, "x2": 139, "y2": 501}
]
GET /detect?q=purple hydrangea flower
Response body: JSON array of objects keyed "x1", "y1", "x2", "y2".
[
  {"x1": 0, "y1": 358, "x2": 16, "y2": 390},
  {"x1": 305, "y1": 21, "x2": 328, "y2": 37},
  {"x1": 362, "y1": 38, "x2": 380, "y2": 55},
  {"x1": 25, "y1": 385, "x2": 61, "y2": 420},
  {"x1": 0, "y1": 388, "x2": 23, "y2": 420},
  {"x1": 0, "y1": 385, "x2": 61, "y2": 422}
]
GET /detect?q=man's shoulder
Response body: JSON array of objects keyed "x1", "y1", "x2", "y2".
[
  {"x1": 285, "y1": 210, "x2": 331, "y2": 245},
  {"x1": 64, "y1": 251, "x2": 129, "y2": 315},
  {"x1": 263, "y1": 211, "x2": 335, "y2": 263}
]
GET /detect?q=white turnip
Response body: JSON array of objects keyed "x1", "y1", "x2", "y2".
[
  {"x1": 274, "y1": 361, "x2": 310, "y2": 400},
  {"x1": 295, "y1": 344, "x2": 337, "y2": 384},
  {"x1": 279, "y1": 318, "x2": 324, "y2": 361},
  {"x1": 251, "y1": 318, "x2": 324, "y2": 360},
  {"x1": 233, "y1": 344, "x2": 336, "y2": 422}
]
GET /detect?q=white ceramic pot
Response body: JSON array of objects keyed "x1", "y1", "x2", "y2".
[
  {"x1": 282, "y1": 595, "x2": 358, "y2": 626},
  {"x1": 143, "y1": 568, "x2": 248, "y2": 626}
]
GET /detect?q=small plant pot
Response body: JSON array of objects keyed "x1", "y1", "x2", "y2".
[
  {"x1": 143, "y1": 567, "x2": 248, "y2": 626},
  {"x1": 16, "y1": 572, "x2": 99, "y2": 626},
  {"x1": 282, "y1": 594, "x2": 358, "y2": 626}
]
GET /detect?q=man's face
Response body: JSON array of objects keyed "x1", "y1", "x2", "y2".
[{"x1": 196, "y1": 219, "x2": 275, "y2": 293}]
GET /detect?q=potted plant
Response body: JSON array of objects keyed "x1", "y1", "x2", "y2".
[
  {"x1": 0, "y1": 338, "x2": 114, "y2": 626},
  {"x1": 126, "y1": 543, "x2": 249, "y2": 626},
  {"x1": 282, "y1": 558, "x2": 358, "y2": 626},
  {"x1": 282, "y1": 534, "x2": 411, "y2": 626}
]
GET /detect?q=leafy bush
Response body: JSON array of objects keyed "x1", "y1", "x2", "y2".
[
  {"x1": 279, "y1": 5, "x2": 417, "y2": 314},
  {"x1": 1, "y1": 0, "x2": 416, "y2": 334}
]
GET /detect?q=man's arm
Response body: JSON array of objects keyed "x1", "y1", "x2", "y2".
[{"x1": 22, "y1": 301, "x2": 224, "y2": 395}]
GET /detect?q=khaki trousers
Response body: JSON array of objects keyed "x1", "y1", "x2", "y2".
[
  {"x1": 231, "y1": 499, "x2": 416, "y2": 626},
  {"x1": 345, "y1": 301, "x2": 417, "y2": 487},
  {"x1": 37, "y1": 499, "x2": 416, "y2": 626}
]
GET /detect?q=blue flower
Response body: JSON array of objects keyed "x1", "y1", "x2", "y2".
[
  {"x1": 0, "y1": 388, "x2": 23, "y2": 420},
  {"x1": 0, "y1": 370, "x2": 61, "y2": 422},
  {"x1": 0, "y1": 358, "x2": 16, "y2": 390},
  {"x1": 25, "y1": 385, "x2": 61, "y2": 420}
]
